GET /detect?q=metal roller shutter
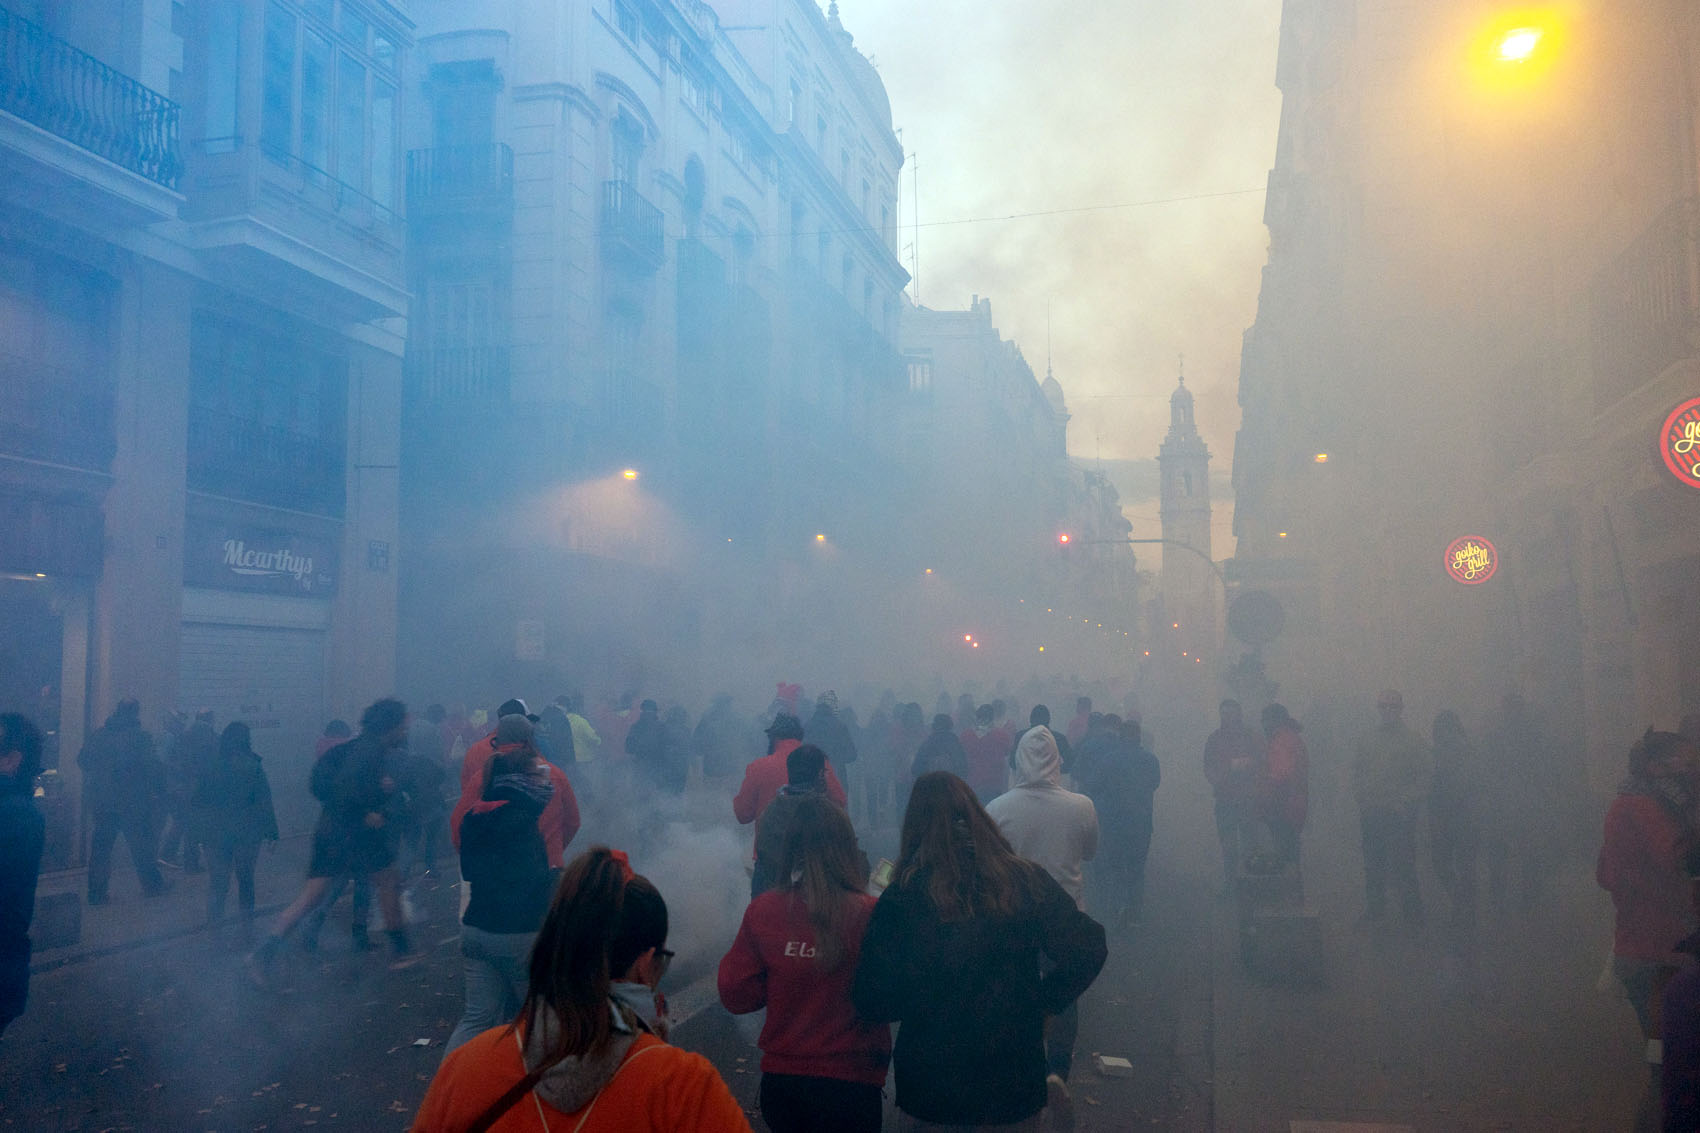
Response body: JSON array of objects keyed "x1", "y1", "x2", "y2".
[{"x1": 179, "y1": 623, "x2": 326, "y2": 836}]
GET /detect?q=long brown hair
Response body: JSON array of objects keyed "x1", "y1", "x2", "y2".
[
  {"x1": 778, "y1": 795, "x2": 866, "y2": 971},
  {"x1": 897, "y1": 771, "x2": 1033, "y2": 921},
  {"x1": 517, "y1": 847, "x2": 668, "y2": 1064}
]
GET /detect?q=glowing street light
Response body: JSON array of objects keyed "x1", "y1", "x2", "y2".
[
  {"x1": 1313, "y1": 453, "x2": 1330, "y2": 464},
  {"x1": 1496, "y1": 26, "x2": 1544, "y2": 63},
  {"x1": 621, "y1": 468, "x2": 639, "y2": 481},
  {"x1": 1057, "y1": 532, "x2": 1071, "y2": 545},
  {"x1": 815, "y1": 533, "x2": 827, "y2": 543}
]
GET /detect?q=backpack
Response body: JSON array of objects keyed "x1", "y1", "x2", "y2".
[{"x1": 310, "y1": 741, "x2": 349, "y2": 803}]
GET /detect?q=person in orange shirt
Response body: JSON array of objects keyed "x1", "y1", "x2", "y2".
[
  {"x1": 451, "y1": 701, "x2": 579, "y2": 868},
  {"x1": 413, "y1": 846, "x2": 750, "y2": 1133}
]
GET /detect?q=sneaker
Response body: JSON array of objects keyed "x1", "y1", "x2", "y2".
[{"x1": 1046, "y1": 1073, "x2": 1075, "y2": 1130}]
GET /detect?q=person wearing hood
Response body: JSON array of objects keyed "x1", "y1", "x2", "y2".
[
  {"x1": 452, "y1": 702, "x2": 581, "y2": 869},
  {"x1": 415, "y1": 847, "x2": 750, "y2": 1132},
  {"x1": 200, "y1": 722, "x2": 279, "y2": 935},
  {"x1": 0, "y1": 714, "x2": 45, "y2": 1037},
  {"x1": 1011, "y1": 704, "x2": 1073, "y2": 776},
  {"x1": 733, "y1": 714, "x2": 845, "y2": 827},
  {"x1": 445, "y1": 716, "x2": 561, "y2": 1055},
  {"x1": 986, "y1": 725, "x2": 1099, "y2": 1114},
  {"x1": 910, "y1": 713, "x2": 968, "y2": 784}
]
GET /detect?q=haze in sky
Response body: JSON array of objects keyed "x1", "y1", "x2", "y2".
[{"x1": 846, "y1": 0, "x2": 1284, "y2": 550}]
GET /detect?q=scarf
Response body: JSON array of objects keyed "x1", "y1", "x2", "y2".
[{"x1": 491, "y1": 769, "x2": 554, "y2": 810}]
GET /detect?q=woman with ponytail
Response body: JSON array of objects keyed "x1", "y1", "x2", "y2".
[
  {"x1": 718, "y1": 795, "x2": 890, "y2": 1132},
  {"x1": 853, "y1": 772, "x2": 1105, "y2": 1130},
  {"x1": 414, "y1": 847, "x2": 749, "y2": 1132}
]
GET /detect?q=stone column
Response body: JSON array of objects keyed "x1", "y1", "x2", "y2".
[{"x1": 91, "y1": 256, "x2": 189, "y2": 732}]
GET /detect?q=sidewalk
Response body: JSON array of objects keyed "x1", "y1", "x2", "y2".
[
  {"x1": 30, "y1": 834, "x2": 318, "y2": 972},
  {"x1": 1210, "y1": 810, "x2": 1644, "y2": 1132}
]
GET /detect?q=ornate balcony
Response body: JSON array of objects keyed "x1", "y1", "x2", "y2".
[
  {"x1": 407, "y1": 144, "x2": 513, "y2": 212},
  {"x1": 601, "y1": 180, "x2": 665, "y2": 271},
  {"x1": 407, "y1": 345, "x2": 511, "y2": 403},
  {"x1": 0, "y1": 7, "x2": 179, "y2": 190},
  {"x1": 0, "y1": 347, "x2": 114, "y2": 472}
]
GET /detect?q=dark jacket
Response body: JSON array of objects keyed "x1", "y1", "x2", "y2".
[
  {"x1": 195, "y1": 748, "x2": 279, "y2": 846},
  {"x1": 77, "y1": 716, "x2": 161, "y2": 815},
  {"x1": 317, "y1": 732, "x2": 402, "y2": 859},
  {"x1": 852, "y1": 863, "x2": 1107, "y2": 1125},
  {"x1": 459, "y1": 781, "x2": 555, "y2": 935},
  {"x1": 624, "y1": 711, "x2": 669, "y2": 787},
  {"x1": 1075, "y1": 741, "x2": 1161, "y2": 868},
  {"x1": 536, "y1": 706, "x2": 577, "y2": 769},
  {"x1": 806, "y1": 706, "x2": 859, "y2": 768},
  {"x1": 910, "y1": 731, "x2": 967, "y2": 781},
  {"x1": 0, "y1": 785, "x2": 45, "y2": 1027}
]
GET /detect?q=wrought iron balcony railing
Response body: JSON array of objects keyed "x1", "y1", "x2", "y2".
[
  {"x1": 600, "y1": 179, "x2": 665, "y2": 270},
  {"x1": 408, "y1": 345, "x2": 511, "y2": 402},
  {"x1": 0, "y1": 348, "x2": 114, "y2": 470},
  {"x1": 407, "y1": 144, "x2": 514, "y2": 208},
  {"x1": 187, "y1": 406, "x2": 345, "y2": 516},
  {"x1": 0, "y1": 7, "x2": 180, "y2": 189}
]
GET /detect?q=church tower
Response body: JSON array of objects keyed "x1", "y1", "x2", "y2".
[{"x1": 1158, "y1": 369, "x2": 1215, "y2": 641}]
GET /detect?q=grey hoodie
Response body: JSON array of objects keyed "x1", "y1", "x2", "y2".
[
  {"x1": 985, "y1": 727, "x2": 1099, "y2": 910},
  {"x1": 519, "y1": 987, "x2": 662, "y2": 1114}
]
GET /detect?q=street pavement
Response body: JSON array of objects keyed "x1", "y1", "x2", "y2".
[{"x1": 0, "y1": 756, "x2": 1651, "y2": 1131}]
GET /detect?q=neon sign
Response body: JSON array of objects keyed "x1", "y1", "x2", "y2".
[
  {"x1": 1444, "y1": 535, "x2": 1498, "y2": 585},
  {"x1": 1661, "y1": 397, "x2": 1700, "y2": 490}
]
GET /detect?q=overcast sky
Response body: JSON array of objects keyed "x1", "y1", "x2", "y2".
[{"x1": 841, "y1": 0, "x2": 1284, "y2": 551}]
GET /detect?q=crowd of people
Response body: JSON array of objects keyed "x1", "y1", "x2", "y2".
[{"x1": 7, "y1": 678, "x2": 1700, "y2": 1129}]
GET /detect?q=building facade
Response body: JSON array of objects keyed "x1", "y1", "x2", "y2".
[
  {"x1": 1231, "y1": 0, "x2": 1700, "y2": 793},
  {"x1": 397, "y1": 0, "x2": 912, "y2": 700},
  {"x1": 898, "y1": 295, "x2": 1139, "y2": 678},
  {"x1": 0, "y1": 0, "x2": 410, "y2": 837}
]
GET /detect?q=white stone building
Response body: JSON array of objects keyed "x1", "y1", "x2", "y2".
[{"x1": 0, "y1": 0, "x2": 410, "y2": 837}]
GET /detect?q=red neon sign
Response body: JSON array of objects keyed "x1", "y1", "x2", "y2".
[
  {"x1": 1660, "y1": 397, "x2": 1700, "y2": 490},
  {"x1": 1444, "y1": 535, "x2": 1498, "y2": 585}
]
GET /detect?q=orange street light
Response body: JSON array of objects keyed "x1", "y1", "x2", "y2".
[
  {"x1": 1497, "y1": 26, "x2": 1544, "y2": 63},
  {"x1": 621, "y1": 468, "x2": 639, "y2": 481}
]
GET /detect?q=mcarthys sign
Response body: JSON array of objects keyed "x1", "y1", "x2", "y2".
[
  {"x1": 1443, "y1": 535, "x2": 1498, "y2": 585},
  {"x1": 185, "y1": 520, "x2": 339, "y2": 596},
  {"x1": 1660, "y1": 396, "x2": 1700, "y2": 490}
]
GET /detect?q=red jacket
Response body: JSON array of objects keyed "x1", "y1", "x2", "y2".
[
  {"x1": 1260, "y1": 726, "x2": 1309, "y2": 830},
  {"x1": 732, "y1": 740, "x2": 846, "y2": 825},
  {"x1": 1598, "y1": 792, "x2": 1696, "y2": 964},
  {"x1": 452, "y1": 736, "x2": 580, "y2": 867},
  {"x1": 959, "y1": 727, "x2": 1011, "y2": 800},
  {"x1": 718, "y1": 890, "x2": 891, "y2": 1085}
]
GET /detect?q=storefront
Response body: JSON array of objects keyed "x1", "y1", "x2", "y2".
[{"x1": 179, "y1": 516, "x2": 339, "y2": 834}]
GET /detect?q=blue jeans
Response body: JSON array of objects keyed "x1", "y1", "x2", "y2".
[{"x1": 445, "y1": 925, "x2": 536, "y2": 1054}]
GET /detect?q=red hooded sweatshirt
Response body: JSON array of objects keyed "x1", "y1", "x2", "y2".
[
  {"x1": 718, "y1": 889, "x2": 891, "y2": 1086},
  {"x1": 732, "y1": 739, "x2": 846, "y2": 825},
  {"x1": 451, "y1": 736, "x2": 581, "y2": 867}
]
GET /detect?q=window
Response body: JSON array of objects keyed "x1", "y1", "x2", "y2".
[
  {"x1": 816, "y1": 113, "x2": 827, "y2": 151},
  {"x1": 880, "y1": 204, "x2": 889, "y2": 244},
  {"x1": 299, "y1": 28, "x2": 331, "y2": 169},
  {"x1": 336, "y1": 54, "x2": 366, "y2": 186},
  {"x1": 370, "y1": 79, "x2": 395, "y2": 208},
  {"x1": 787, "y1": 80, "x2": 800, "y2": 126},
  {"x1": 861, "y1": 179, "x2": 870, "y2": 219},
  {"x1": 612, "y1": 112, "x2": 642, "y2": 185},
  {"x1": 682, "y1": 69, "x2": 707, "y2": 115},
  {"x1": 615, "y1": 1, "x2": 639, "y2": 41},
  {"x1": 790, "y1": 201, "x2": 804, "y2": 260},
  {"x1": 840, "y1": 149, "x2": 850, "y2": 185},
  {"x1": 863, "y1": 278, "x2": 874, "y2": 317},
  {"x1": 907, "y1": 357, "x2": 933, "y2": 394},
  {"x1": 261, "y1": 3, "x2": 294, "y2": 154},
  {"x1": 818, "y1": 231, "x2": 830, "y2": 271},
  {"x1": 841, "y1": 254, "x2": 853, "y2": 295},
  {"x1": 261, "y1": 1, "x2": 399, "y2": 203},
  {"x1": 204, "y1": 2, "x2": 241, "y2": 152}
]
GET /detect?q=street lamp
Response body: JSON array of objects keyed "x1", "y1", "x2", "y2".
[
  {"x1": 621, "y1": 468, "x2": 639, "y2": 481},
  {"x1": 1497, "y1": 26, "x2": 1543, "y2": 63}
]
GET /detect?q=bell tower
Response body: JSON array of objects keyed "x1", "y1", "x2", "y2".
[{"x1": 1159, "y1": 367, "x2": 1215, "y2": 641}]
